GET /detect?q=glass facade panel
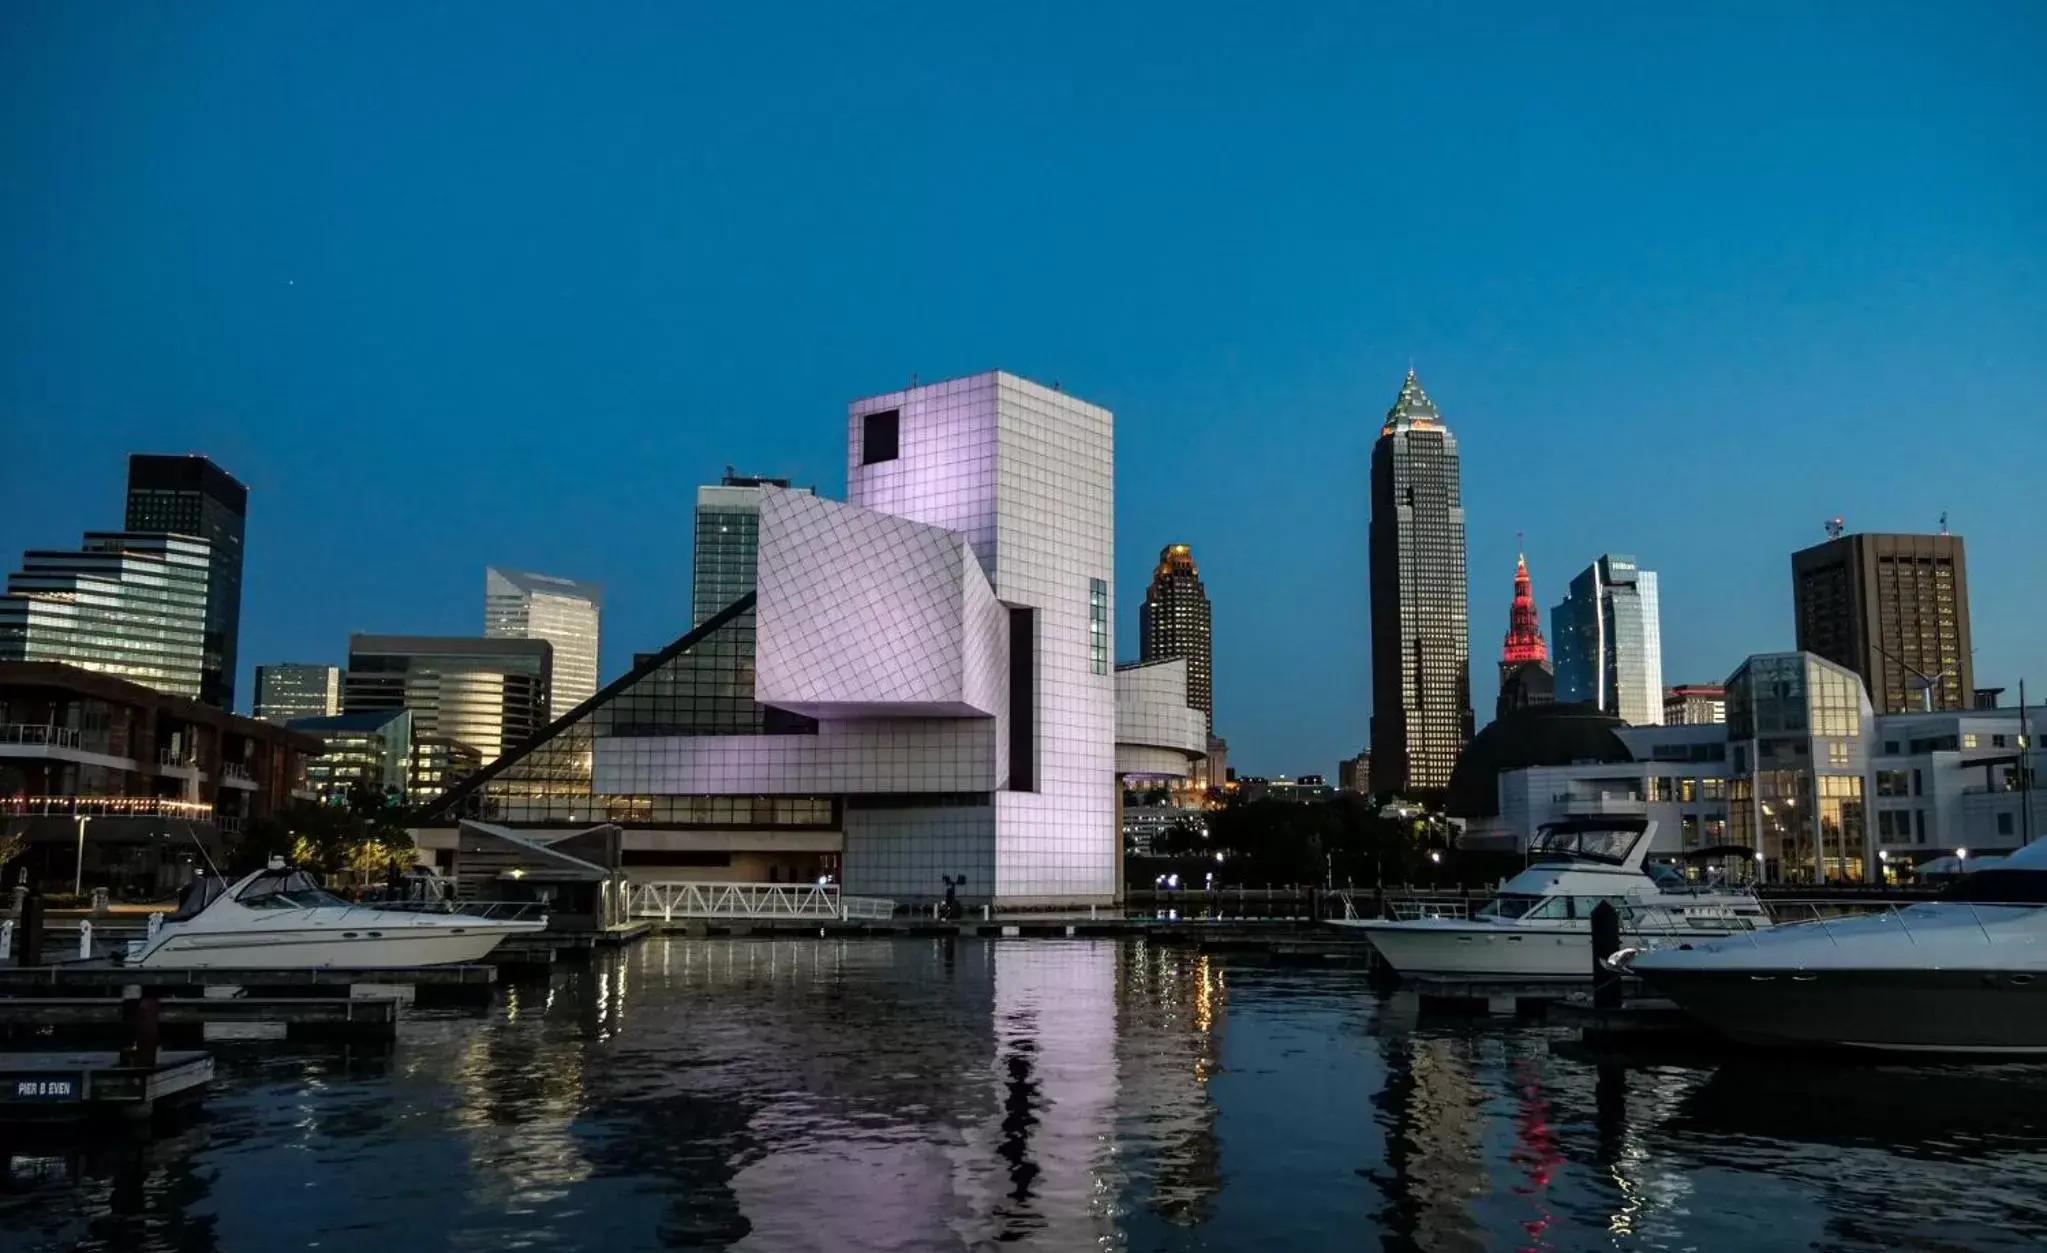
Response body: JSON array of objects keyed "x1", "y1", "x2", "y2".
[{"x1": 423, "y1": 595, "x2": 830, "y2": 831}]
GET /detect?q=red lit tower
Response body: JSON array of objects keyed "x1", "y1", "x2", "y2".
[{"x1": 1497, "y1": 552, "x2": 1554, "y2": 719}]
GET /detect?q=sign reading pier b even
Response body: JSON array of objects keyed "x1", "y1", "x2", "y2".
[{"x1": 11, "y1": 1076, "x2": 80, "y2": 1101}]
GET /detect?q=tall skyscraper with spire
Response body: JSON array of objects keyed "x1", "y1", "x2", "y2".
[
  {"x1": 1496, "y1": 552, "x2": 1554, "y2": 719},
  {"x1": 1368, "y1": 370, "x2": 1472, "y2": 795},
  {"x1": 1139, "y1": 544, "x2": 1213, "y2": 732}
]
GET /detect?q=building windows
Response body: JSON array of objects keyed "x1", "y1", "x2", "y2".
[
  {"x1": 1875, "y1": 769, "x2": 1909, "y2": 797},
  {"x1": 861, "y1": 409, "x2": 899, "y2": 465},
  {"x1": 1963, "y1": 733, "x2": 1979, "y2": 750},
  {"x1": 1826, "y1": 741, "x2": 1851, "y2": 767},
  {"x1": 1088, "y1": 578, "x2": 1108, "y2": 675},
  {"x1": 1998, "y1": 812, "x2": 2015, "y2": 837}
]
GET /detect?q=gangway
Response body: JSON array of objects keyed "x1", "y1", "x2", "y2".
[{"x1": 626, "y1": 881, "x2": 896, "y2": 922}]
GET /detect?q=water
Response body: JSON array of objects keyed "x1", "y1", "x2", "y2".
[{"x1": 5, "y1": 937, "x2": 2047, "y2": 1252}]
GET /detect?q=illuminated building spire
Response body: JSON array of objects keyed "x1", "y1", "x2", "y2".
[{"x1": 1501, "y1": 551, "x2": 1547, "y2": 665}]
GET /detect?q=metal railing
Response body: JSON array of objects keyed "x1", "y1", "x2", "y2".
[
  {"x1": 625, "y1": 881, "x2": 897, "y2": 922},
  {"x1": 368, "y1": 899, "x2": 550, "y2": 923},
  {"x1": 220, "y1": 762, "x2": 253, "y2": 782},
  {"x1": 1737, "y1": 898, "x2": 2031, "y2": 950},
  {"x1": 158, "y1": 749, "x2": 197, "y2": 770},
  {"x1": 0, "y1": 723, "x2": 82, "y2": 750}
]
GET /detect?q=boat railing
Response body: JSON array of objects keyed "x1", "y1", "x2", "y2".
[
  {"x1": 356, "y1": 899, "x2": 549, "y2": 923},
  {"x1": 1387, "y1": 900, "x2": 1471, "y2": 921},
  {"x1": 1742, "y1": 898, "x2": 2017, "y2": 949}
]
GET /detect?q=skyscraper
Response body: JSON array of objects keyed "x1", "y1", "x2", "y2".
[
  {"x1": 254, "y1": 662, "x2": 344, "y2": 721},
  {"x1": 1368, "y1": 370, "x2": 1472, "y2": 795},
  {"x1": 1552, "y1": 554, "x2": 1664, "y2": 726},
  {"x1": 124, "y1": 455, "x2": 247, "y2": 710},
  {"x1": 1791, "y1": 531, "x2": 1972, "y2": 714},
  {"x1": 694, "y1": 472, "x2": 814, "y2": 625},
  {"x1": 343, "y1": 635, "x2": 551, "y2": 765},
  {"x1": 1496, "y1": 553, "x2": 1553, "y2": 719},
  {"x1": 1138, "y1": 544, "x2": 1213, "y2": 732},
  {"x1": 0, "y1": 532, "x2": 212, "y2": 698},
  {"x1": 484, "y1": 568, "x2": 602, "y2": 716}
]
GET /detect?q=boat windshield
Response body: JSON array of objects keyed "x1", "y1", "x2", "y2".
[
  {"x1": 1474, "y1": 894, "x2": 1570, "y2": 920},
  {"x1": 167, "y1": 875, "x2": 226, "y2": 922},
  {"x1": 235, "y1": 869, "x2": 349, "y2": 910},
  {"x1": 1528, "y1": 824, "x2": 1644, "y2": 865}
]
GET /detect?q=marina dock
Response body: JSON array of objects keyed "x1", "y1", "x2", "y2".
[{"x1": 0, "y1": 1050, "x2": 212, "y2": 1122}]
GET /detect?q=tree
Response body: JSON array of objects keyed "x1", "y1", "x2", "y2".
[
  {"x1": 234, "y1": 786, "x2": 414, "y2": 881},
  {"x1": 0, "y1": 830, "x2": 22, "y2": 875}
]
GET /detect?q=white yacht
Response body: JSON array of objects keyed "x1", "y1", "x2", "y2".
[
  {"x1": 1620, "y1": 837, "x2": 2047, "y2": 1054},
  {"x1": 125, "y1": 861, "x2": 547, "y2": 969},
  {"x1": 1335, "y1": 818, "x2": 1771, "y2": 980}
]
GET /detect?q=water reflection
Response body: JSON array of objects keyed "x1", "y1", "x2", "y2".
[{"x1": 5, "y1": 938, "x2": 2047, "y2": 1252}]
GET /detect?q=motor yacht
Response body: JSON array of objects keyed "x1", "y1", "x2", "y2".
[
  {"x1": 125, "y1": 861, "x2": 547, "y2": 969},
  {"x1": 1620, "y1": 837, "x2": 2047, "y2": 1054},
  {"x1": 1334, "y1": 818, "x2": 1771, "y2": 980}
]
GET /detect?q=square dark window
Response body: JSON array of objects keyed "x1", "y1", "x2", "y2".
[{"x1": 862, "y1": 409, "x2": 900, "y2": 465}]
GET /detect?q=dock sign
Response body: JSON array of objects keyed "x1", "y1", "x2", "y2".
[{"x1": 11, "y1": 1076, "x2": 80, "y2": 1101}]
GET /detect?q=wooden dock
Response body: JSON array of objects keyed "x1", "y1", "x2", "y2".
[
  {"x1": 0, "y1": 996, "x2": 398, "y2": 1044},
  {"x1": 0, "y1": 963, "x2": 496, "y2": 991},
  {"x1": 0, "y1": 1050, "x2": 212, "y2": 1122}
]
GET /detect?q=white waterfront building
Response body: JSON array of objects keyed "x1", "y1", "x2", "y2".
[{"x1": 417, "y1": 371, "x2": 1204, "y2": 907}]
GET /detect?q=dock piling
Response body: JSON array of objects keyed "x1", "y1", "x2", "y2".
[
  {"x1": 19, "y1": 890, "x2": 42, "y2": 967},
  {"x1": 1590, "y1": 901, "x2": 1622, "y2": 1011}
]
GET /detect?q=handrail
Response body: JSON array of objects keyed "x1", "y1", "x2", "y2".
[
  {"x1": 626, "y1": 881, "x2": 896, "y2": 922},
  {"x1": 0, "y1": 723, "x2": 82, "y2": 749}
]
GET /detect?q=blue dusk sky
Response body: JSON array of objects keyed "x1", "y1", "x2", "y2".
[{"x1": 2, "y1": 2, "x2": 2043, "y2": 774}]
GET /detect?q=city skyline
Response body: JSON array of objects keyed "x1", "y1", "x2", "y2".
[{"x1": 3, "y1": 4, "x2": 2043, "y2": 774}]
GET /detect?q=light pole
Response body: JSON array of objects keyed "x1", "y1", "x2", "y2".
[{"x1": 73, "y1": 814, "x2": 91, "y2": 895}]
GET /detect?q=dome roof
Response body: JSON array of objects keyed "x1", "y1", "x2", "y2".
[{"x1": 1446, "y1": 702, "x2": 1633, "y2": 819}]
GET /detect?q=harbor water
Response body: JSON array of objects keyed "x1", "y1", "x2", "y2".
[{"x1": 4, "y1": 936, "x2": 2046, "y2": 1252}]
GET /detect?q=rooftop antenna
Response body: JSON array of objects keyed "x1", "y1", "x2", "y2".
[
  {"x1": 1824, "y1": 516, "x2": 1846, "y2": 539},
  {"x1": 1939, "y1": 511, "x2": 1950, "y2": 535}
]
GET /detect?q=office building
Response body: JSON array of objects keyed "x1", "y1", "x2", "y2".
[
  {"x1": 1552, "y1": 554, "x2": 1664, "y2": 726},
  {"x1": 1868, "y1": 706, "x2": 2045, "y2": 868},
  {"x1": 0, "y1": 532, "x2": 213, "y2": 700},
  {"x1": 694, "y1": 472, "x2": 814, "y2": 626},
  {"x1": 1139, "y1": 544, "x2": 1214, "y2": 732},
  {"x1": 1496, "y1": 553, "x2": 1554, "y2": 719},
  {"x1": 1664, "y1": 684, "x2": 1726, "y2": 727},
  {"x1": 290, "y1": 708, "x2": 413, "y2": 805},
  {"x1": 1368, "y1": 370, "x2": 1472, "y2": 795},
  {"x1": 0, "y1": 661, "x2": 318, "y2": 894},
  {"x1": 344, "y1": 635, "x2": 551, "y2": 766},
  {"x1": 124, "y1": 455, "x2": 247, "y2": 710},
  {"x1": 1457, "y1": 654, "x2": 2041, "y2": 881},
  {"x1": 484, "y1": 568, "x2": 602, "y2": 716},
  {"x1": 414, "y1": 371, "x2": 1197, "y2": 907},
  {"x1": 1451, "y1": 706, "x2": 1732, "y2": 860},
  {"x1": 408, "y1": 734, "x2": 482, "y2": 806},
  {"x1": 1792, "y1": 531, "x2": 1973, "y2": 715},
  {"x1": 1726, "y1": 652, "x2": 1872, "y2": 883},
  {"x1": 1338, "y1": 749, "x2": 1371, "y2": 794},
  {"x1": 255, "y1": 663, "x2": 344, "y2": 721}
]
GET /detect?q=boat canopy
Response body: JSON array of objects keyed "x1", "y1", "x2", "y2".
[{"x1": 1528, "y1": 817, "x2": 1650, "y2": 867}]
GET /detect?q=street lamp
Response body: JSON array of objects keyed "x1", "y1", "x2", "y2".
[{"x1": 73, "y1": 814, "x2": 91, "y2": 895}]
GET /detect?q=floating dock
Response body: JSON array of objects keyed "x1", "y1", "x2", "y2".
[
  {"x1": 0, "y1": 996, "x2": 398, "y2": 1044},
  {"x1": 0, "y1": 1050, "x2": 212, "y2": 1122}
]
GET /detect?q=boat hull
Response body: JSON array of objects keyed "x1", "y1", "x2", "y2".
[
  {"x1": 1641, "y1": 966, "x2": 2047, "y2": 1055},
  {"x1": 132, "y1": 923, "x2": 541, "y2": 970},
  {"x1": 1355, "y1": 920, "x2": 1757, "y2": 981}
]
